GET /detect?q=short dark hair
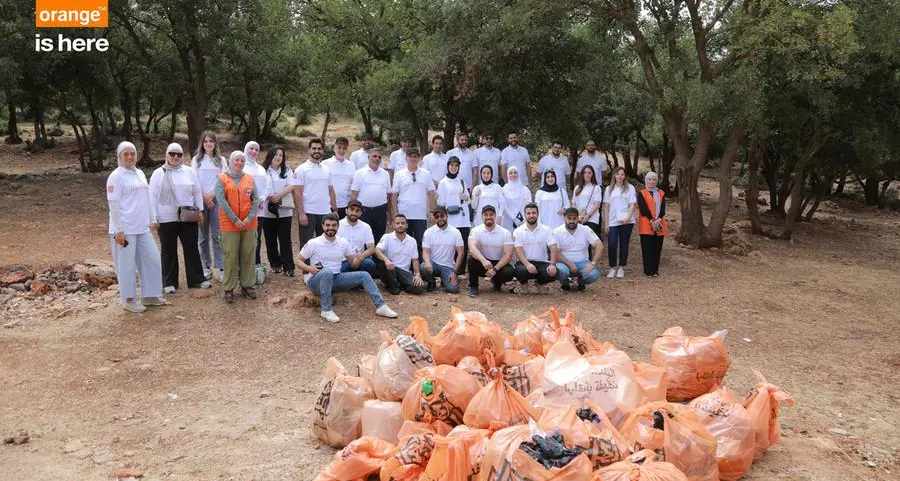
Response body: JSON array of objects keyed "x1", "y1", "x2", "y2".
[
  {"x1": 361, "y1": 133, "x2": 374, "y2": 140},
  {"x1": 393, "y1": 214, "x2": 407, "y2": 221},
  {"x1": 402, "y1": 135, "x2": 414, "y2": 142},
  {"x1": 524, "y1": 202, "x2": 539, "y2": 212},
  {"x1": 322, "y1": 213, "x2": 340, "y2": 224},
  {"x1": 564, "y1": 207, "x2": 580, "y2": 217},
  {"x1": 508, "y1": 130, "x2": 519, "y2": 136},
  {"x1": 335, "y1": 136, "x2": 349, "y2": 146},
  {"x1": 407, "y1": 147, "x2": 421, "y2": 156},
  {"x1": 551, "y1": 140, "x2": 563, "y2": 147},
  {"x1": 457, "y1": 132, "x2": 468, "y2": 139},
  {"x1": 431, "y1": 135, "x2": 443, "y2": 143},
  {"x1": 309, "y1": 138, "x2": 324, "y2": 149}
]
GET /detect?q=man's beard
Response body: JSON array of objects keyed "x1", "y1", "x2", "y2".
[{"x1": 527, "y1": 218, "x2": 537, "y2": 225}]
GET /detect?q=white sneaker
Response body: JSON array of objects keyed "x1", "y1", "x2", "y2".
[
  {"x1": 123, "y1": 301, "x2": 147, "y2": 313},
  {"x1": 320, "y1": 310, "x2": 341, "y2": 323},
  {"x1": 375, "y1": 305, "x2": 398, "y2": 318},
  {"x1": 203, "y1": 268, "x2": 212, "y2": 280},
  {"x1": 164, "y1": 286, "x2": 176, "y2": 294},
  {"x1": 214, "y1": 269, "x2": 224, "y2": 282},
  {"x1": 616, "y1": 267, "x2": 625, "y2": 279},
  {"x1": 607, "y1": 269, "x2": 617, "y2": 279},
  {"x1": 141, "y1": 297, "x2": 167, "y2": 306},
  {"x1": 199, "y1": 281, "x2": 211, "y2": 289}
]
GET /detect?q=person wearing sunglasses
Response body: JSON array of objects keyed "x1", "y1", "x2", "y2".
[
  {"x1": 350, "y1": 148, "x2": 392, "y2": 241},
  {"x1": 148, "y1": 142, "x2": 209, "y2": 294},
  {"x1": 390, "y1": 147, "x2": 435, "y2": 261}
]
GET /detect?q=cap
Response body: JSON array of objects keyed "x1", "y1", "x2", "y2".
[
  {"x1": 564, "y1": 207, "x2": 580, "y2": 217},
  {"x1": 447, "y1": 156, "x2": 461, "y2": 165},
  {"x1": 347, "y1": 200, "x2": 363, "y2": 209},
  {"x1": 361, "y1": 132, "x2": 374, "y2": 141},
  {"x1": 481, "y1": 205, "x2": 496, "y2": 214},
  {"x1": 432, "y1": 205, "x2": 448, "y2": 215},
  {"x1": 407, "y1": 146, "x2": 421, "y2": 156}
]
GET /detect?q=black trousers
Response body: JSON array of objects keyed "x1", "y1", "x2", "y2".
[
  {"x1": 407, "y1": 219, "x2": 427, "y2": 261},
  {"x1": 158, "y1": 221, "x2": 205, "y2": 288},
  {"x1": 585, "y1": 221, "x2": 602, "y2": 258},
  {"x1": 377, "y1": 264, "x2": 425, "y2": 295},
  {"x1": 298, "y1": 213, "x2": 326, "y2": 250},
  {"x1": 640, "y1": 234, "x2": 665, "y2": 275},
  {"x1": 458, "y1": 227, "x2": 470, "y2": 275},
  {"x1": 514, "y1": 261, "x2": 555, "y2": 284},
  {"x1": 255, "y1": 222, "x2": 263, "y2": 265},
  {"x1": 467, "y1": 257, "x2": 515, "y2": 289},
  {"x1": 362, "y1": 203, "x2": 389, "y2": 242},
  {"x1": 261, "y1": 216, "x2": 294, "y2": 271},
  {"x1": 337, "y1": 207, "x2": 347, "y2": 219}
]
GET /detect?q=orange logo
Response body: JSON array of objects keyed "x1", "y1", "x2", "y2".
[{"x1": 35, "y1": 0, "x2": 108, "y2": 28}]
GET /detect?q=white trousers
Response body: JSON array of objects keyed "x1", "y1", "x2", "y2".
[{"x1": 110, "y1": 232, "x2": 162, "y2": 302}]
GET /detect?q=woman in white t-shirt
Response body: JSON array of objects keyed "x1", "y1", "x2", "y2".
[
  {"x1": 602, "y1": 167, "x2": 637, "y2": 279},
  {"x1": 471, "y1": 165, "x2": 505, "y2": 227},
  {"x1": 534, "y1": 170, "x2": 569, "y2": 229},
  {"x1": 190, "y1": 131, "x2": 227, "y2": 281},
  {"x1": 572, "y1": 164, "x2": 603, "y2": 239},
  {"x1": 107, "y1": 141, "x2": 164, "y2": 313},
  {"x1": 437, "y1": 156, "x2": 471, "y2": 274},
  {"x1": 501, "y1": 166, "x2": 532, "y2": 232},
  {"x1": 261, "y1": 145, "x2": 296, "y2": 276}
]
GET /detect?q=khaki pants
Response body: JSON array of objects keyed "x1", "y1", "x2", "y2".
[{"x1": 221, "y1": 229, "x2": 257, "y2": 291}]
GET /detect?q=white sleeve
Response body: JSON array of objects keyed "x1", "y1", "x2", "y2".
[
  {"x1": 627, "y1": 185, "x2": 637, "y2": 203},
  {"x1": 298, "y1": 241, "x2": 313, "y2": 260},
  {"x1": 422, "y1": 230, "x2": 432, "y2": 249},
  {"x1": 350, "y1": 171, "x2": 362, "y2": 191},
  {"x1": 191, "y1": 169, "x2": 204, "y2": 208},
  {"x1": 108, "y1": 201, "x2": 123, "y2": 232},
  {"x1": 454, "y1": 230, "x2": 464, "y2": 247},
  {"x1": 365, "y1": 226, "x2": 375, "y2": 245}
]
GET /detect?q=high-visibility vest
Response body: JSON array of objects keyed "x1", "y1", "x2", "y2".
[
  {"x1": 218, "y1": 172, "x2": 258, "y2": 232},
  {"x1": 638, "y1": 188, "x2": 668, "y2": 236}
]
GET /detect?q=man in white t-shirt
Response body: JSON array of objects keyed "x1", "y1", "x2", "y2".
[
  {"x1": 350, "y1": 132, "x2": 376, "y2": 170},
  {"x1": 297, "y1": 214, "x2": 398, "y2": 323},
  {"x1": 422, "y1": 135, "x2": 448, "y2": 185},
  {"x1": 336, "y1": 200, "x2": 376, "y2": 276},
  {"x1": 513, "y1": 203, "x2": 558, "y2": 294},
  {"x1": 474, "y1": 133, "x2": 502, "y2": 185},
  {"x1": 387, "y1": 135, "x2": 413, "y2": 179},
  {"x1": 446, "y1": 133, "x2": 476, "y2": 189},
  {"x1": 576, "y1": 140, "x2": 607, "y2": 185},
  {"x1": 350, "y1": 148, "x2": 392, "y2": 241},
  {"x1": 538, "y1": 140, "x2": 571, "y2": 192},
  {"x1": 323, "y1": 136, "x2": 356, "y2": 219},
  {"x1": 552, "y1": 208, "x2": 603, "y2": 291},
  {"x1": 467, "y1": 205, "x2": 515, "y2": 296},
  {"x1": 501, "y1": 131, "x2": 532, "y2": 189},
  {"x1": 421, "y1": 206, "x2": 464, "y2": 293},
  {"x1": 292, "y1": 138, "x2": 336, "y2": 250},
  {"x1": 375, "y1": 215, "x2": 426, "y2": 295},
  {"x1": 390, "y1": 147, "x2": 435, "y2": 261}
]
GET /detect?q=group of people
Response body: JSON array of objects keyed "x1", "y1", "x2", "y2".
[{"x1": 105, "y1": 132, "x2": 668, "y2": 322}]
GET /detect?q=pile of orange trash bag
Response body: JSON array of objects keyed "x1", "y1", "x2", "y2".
[{"x1": 311, "y1": 308, "x2": 794, "y2": 481}]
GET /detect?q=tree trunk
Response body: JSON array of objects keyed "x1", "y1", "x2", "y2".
[
  {"x1": 706, "y1": 120, "x2": 745, "y2": 245},
  {"x1": 881, "y1": 179, "x2": 894, "y2": 200},
  {"x1": 835, "y1": 171, "x2": 846, "y2": 194},
  {"x1": 133, "y1": 93, "x2": 154, "y2": 166},
  {"x1": 745, "y1": 137, "x2": 763, "y2": 235},
  {"x1": 106, "y1": 107, "x2": 118, "y2": 136},
  {"x1": 863, "y1": 177, "x2": 880, "y2": 206},
  {"x1": 442, "y1": 108, "x2": 456, "y2": 153},
  {"x1": 153, "y1": 114, "x2": 164, "y2": 134},
  {"x1": 630, "y1": 134, "x2": 640, "y2": 178},
  {"x1": 5, "y1": 99, "x2": 22, "y2": 143},
  {"x1": 185, "y1": 103, "x2": 206, "y2": 156},
  {"x1": 167, "y1": 102, "x2": 178, "y2": 144},
  {"x1": 356, "y1": 101, "x2": 373, "y2": 136},
  {"x1": 320, "y1": 108, "x2": 331, "y2": 142},
  {"x1": 661, "y1": 133, "x2": 675, "y2": 192},
  {"x1": 674, "y1": 165, "x2": 707, "y2": 245},
  {"x1": 780, "y1": 132, "x2": 824, "y2": 239}
]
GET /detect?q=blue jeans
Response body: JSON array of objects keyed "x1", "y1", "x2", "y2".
[
  {"x1": 307, "y1": 268, "x2": 385, "y2": 312},
  {"x1": 423, "y1": 262, "x2": 459, "y2": 293},
  {"x1": 555, "y1": 260, "x2": 601, "y2": 285},
  {"x1": 607, "y1": 223, "x2": 634, "y2": 267},
  {"x1": 198, "y1": 202, "x2": 223, "y2": 270},
  {"x1": 341, "y1": 258, "x2": 377, "y2": 276}
]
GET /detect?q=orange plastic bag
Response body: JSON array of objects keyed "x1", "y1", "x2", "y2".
[
  {"x1": 464, "y1": 351, "x2": 541, "y2": 430},
  {"x1": 363, "y1": 400, "x2": 406, "y2": 445},
  {"x1": 405, "y1": 316, "x2": 433, "y2": 346},
  {"x1": 634, "y1": 362, "x2": 669, "y2": 404},
  {"x1": 312, "y1": 358, "x2": 375, "y2": 448},
  {"x1": 688, "y1": 388, "x2": 754, "y2": 481},
  {"x1": 373, "y1": 331, "x2": 436, "y2": 401},
  {"x1": 479, "y1": 423, "x2": 594, "y2": 481},
  {"x1": 431, "y1": 308, "x2": 505, "y2": 366},
  {"x1": 458, "y1": 356, "x2": 488, "y2": 386},
  {"x1": 421, "y1": 425, "x2": 491, "y2": 481},
  {"x1": 542, "y1": 341, "x2": 641, "y2": 427},
  {"x1": 537, "y1": 402, "x2": 630, "y2": 468},
  {"x1": 513, "y1": 313, "x2": 549, "y2": 355},
  {"x1": 540, "y1": 308, "x2": 603, "y2": 355},
  {"x1": 380, "y1": 421, "x2": 453, "y2": 481},
  {"x1": 401, "y1": 365, "x2": 483, "y2": 427},
  {"x1": 651, "y1": 327, "x2": 730, "y2": 402},
  {"x1": 619, "y1": 402, "x2": 719, "y2": 481},
  {"x1": 314, "y1": 436, "x2": 396, "y2": 481},
  {"x1": 503, "y1": 350, "x2": 546, "y2": 397},
  {"x1": 358, "y1": 354, "x2": 377, "y2": 385},
  {"x1": 593, "y1": 450, "x2": 689, "y2": 481},
  {"x1": 743, "y1": 369, "x2": 795, "y2": 458}
]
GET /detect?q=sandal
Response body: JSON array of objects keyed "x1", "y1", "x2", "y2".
[
  {"x1": 242, "y1": 288, "x2": 257, "y2": 300},
  {"x1": 224, "y1": 291, "x2": 234, "y2": 303}
]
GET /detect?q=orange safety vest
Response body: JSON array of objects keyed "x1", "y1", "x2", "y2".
[
  {"x1": 218, "y1": 172, "x2": 258, "y2": 232},
  {"x1": 638, "y1": 188, "x2": 668, "y2": 236}
]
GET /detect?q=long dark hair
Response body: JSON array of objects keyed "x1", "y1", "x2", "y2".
[
  {"x1": 575, "y1": 165, "x2": 598, "y2": 195},
  {"x1": 263, "y1": 146, "x2": 289, "y2": 178},
  {"x1": 192, "y1": 131, "x2": 224, "y2": 168}
]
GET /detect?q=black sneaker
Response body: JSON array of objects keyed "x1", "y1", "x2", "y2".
[
  {"x1": 492, "y1": 283, "x2": 502, "y2": 293},
  {"x1": 271, "y1": 266, "x2": 283, "y2": 274},
  {"x1": 467, "y1": 286, "x2": 479, "y2": 297},
  {"x1": 426, "y1": 281, "x2": 437, "y2": 292},
  {"x1": 576, "y1": 273, "x2": 586, "y2": 291},
  {"x1": 242, "y1": 287, "x2": 257, "y2": 300},
  {"x1": 561, "y1": 280, "x2": 571, "y2": 291},
  {"x1": 285, "y1": 269, "x2": 295, "y2": 277}
]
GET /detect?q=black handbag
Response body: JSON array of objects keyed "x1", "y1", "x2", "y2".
[{"x1": 267, "y1": 201, "x2": 281, "y2": 215}]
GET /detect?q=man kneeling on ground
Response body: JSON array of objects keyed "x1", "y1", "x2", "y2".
[
  {"x1": 553, "y1": 207, "x2": 603, "y2": 291},
  {"x1": 375, "y1": 214, "x2": 426, "y2": 295},
  {"x1": 297, "y1": 214, "x2": 398, "y2": 323},
  {"x1": 422, "y1": 205, "x2": 464, "y2": 293}
]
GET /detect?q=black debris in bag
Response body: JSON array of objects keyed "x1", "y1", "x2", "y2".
[
  {"x1": 652, "y1": 411, "x2": 666, "y2": 431},
  {"x1": 576, "y1": 408, "x2": 602, "y2": 424},
  {"x1": 518, "y1": 431, "x2": 586, "y2": 469}
]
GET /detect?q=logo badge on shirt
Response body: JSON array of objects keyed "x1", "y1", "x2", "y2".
[{"x1": 107, "y1": 185, "x2": 114, "y2": 193}]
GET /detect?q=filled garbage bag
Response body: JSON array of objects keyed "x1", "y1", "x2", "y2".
[
  {"x1": 540, "y1": 308, "x2": 603, "y2": 355},
  {"x1": 593, "y1": 450, "x2": 689, "y2": 481},
  {"x1": 358, "y1": 354, "x2": 377, "y2": 385},
  {"x1": 479, "y1": 422, "x2": 594, "y2": 481},
  {"x1": 458, "y1": 356, "x2": 488, "y2": 386},
  {"x1": 421, "y1": 425, "x2": 491, "y2": 481},
  {"x1": 362, "y1": 400, "x2": 405, "y2": 445},
  {"x1": 464, "y1": 351, "x2": 541, "y2": 429},
  {"x1": 373, "y1": 331, "x2": 436, "y2": 401},
  {"x1": 431, "y1": 308, "x2": 505, "y2": 366},
  {"x1": 743, "y1": 369, "x2": 796, "y2": 458},
  {"x1": 651, "y1": 327, "x2": 730, "y2": 402},
  {"x1": 404, "y1": 316, "x2": 433, "y2": 346},
  {"x1": 633, "y1": 362, "x2": 669, "y2": 404},
  {"x1": 502, "y1": 350, "x2": 546, "y2": 398},
  {"x1": 314, "y1": 436, "x2": 396, "y2": 481},
  {"x1": 688, "y1": 387, "x2": 755, "y2": 481},
  {"x1": 619, "y1": 402, "x2": 719, "y2": 481},
  {"x1": 312, "y1": 357, "x2": 375, "y2": 448},
  {"x1": 401, "y1": 365, "x2": 482, "y2": 427},
  {"x1": 513, "y1": 313, "x2": 549, "y2": 355},
  {"x1": 538, "y1": 402, "x2": 630, "y2": 468},
  {"x1": 380, "y1": 421, "x2": 452, "y2": 481}
]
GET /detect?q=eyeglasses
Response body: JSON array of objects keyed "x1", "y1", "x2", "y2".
[{"x1": 168, "y1": 152, "x2": 183, "y2": 157}]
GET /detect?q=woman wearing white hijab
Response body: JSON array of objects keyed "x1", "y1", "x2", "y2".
[
  {"x1": 501, "y1": 166, "x2": 532, "y2": 232},
  {"x1": 149, "y1": 142, "x2": 209, "y2": 293},
  {"x1": 106, "y1": 141, "x2": 165, "y2": 313},
  {"x1": 636, "y1": 171, "x2": 668, "y2": 277},
  {"x1": 242, "y1": 141, "x2": 271, "y2": 270}
]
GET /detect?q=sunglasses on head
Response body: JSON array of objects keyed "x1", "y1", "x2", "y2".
[{"x1": 168, "y1": 152, "x2": 183, "y2": 157}]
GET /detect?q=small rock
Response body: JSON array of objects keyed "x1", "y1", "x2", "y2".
[
  {"x1": 622, "y1": 312, "x2": 631, "y2": 318},
  {"x1": 0, "y1": 266, "x2": 34, "y2": 287},
  {"x1": 829, "y1": 428, "x2": 849, "y2": 436},
  {"x1": 63, "y1": 439, "x2": 84, "y2": 453},
  {"x1": 111, "y1": 466, "x2": 143, "y2": 479},
  {"x1": 259, "y1": 391, "x2": 272, "y2": 398},
  {"x1": 138, "y1": 363, "x2": 153, "y2": 370},
  {"x1": 865, "y1": 461, "x2": 876, "y2": 468},
  {"x1": 3, "y1": 431, "x2": 30, "y2": 445},
  {"x1": 166, "y1": 393, "x2": 178, "y2": 401},
  {"x1": 9, "y1": 283, "x2": 27, "y2": 292},
  {"x1": 93, "y1": 452, "x2": 115, "y2": 465},
  {"x1": 174, "y1": 315, "x2": 186, "y2": 320},
  {"x1": 0, "y1": 294, "x2": 13, "y2": 305},
  {"x1": 72, "y1": 447, "x2": 94, "y2": 459},
  {"x1": 190, "y1": 289, "x2": 213, "y2": 299},
  {"x1": 64, "y1": 283, "x2": 82, "y2": 293},
  {"x1": 123, "y1": 450, "x2": 135, "y2": 457},
  {"x1": 29, "y1": 280, "x2": 53, "y2": 295},
  {"x1": 3, "y1": 320, "x2": 20, "y2": 329},
  {"x1": 268, "y1": 296, "x2": 285, "y2": 306}
]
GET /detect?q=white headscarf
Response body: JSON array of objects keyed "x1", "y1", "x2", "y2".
[
  {"x1": 243, "y1": 141, "x2": 260, "y2": 164},
  {"x1": 502, "y1": 166, "x2": 531, "y2": 226},
  {"x1": 163, "y1": 142, "x2": 184, "y2": 170},
  {"x1": 116, "y1": 141, "x2": 137, "y2": 169},
  {"x1": 645, "y1": 171, "x2": 661, "y2": 217},
  {"x1": 229, "y1": 151, "x2": 245, "y2": 173}
]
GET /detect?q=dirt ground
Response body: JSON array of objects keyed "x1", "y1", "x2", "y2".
[{"x1": 0, "y1": 128, "x2": 898, "y2": 481}]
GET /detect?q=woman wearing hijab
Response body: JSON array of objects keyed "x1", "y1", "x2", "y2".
[
  {"x1": 216, "y1": 151, "x2": 261, "y2": 303},
  {"x1": 437, "y1": 156, "x2": 471, "y2": 273},
  {"x1": 501, "y1": 166, "x2": 532, "y2": 232},
  {"x1": 534, "y1": 170, "x2": 569, "y2": 229},
  {"x1": 637, "y1": 171, "x2": 667, "y2": 277},
  {"x1": 191, "y1": 131, "x2": 228, "y2": 282},
  {"x1": 241, "y1": 141, "x2": 271, "y2": 273},
  {"x1": 603, "y1": 167, "x2": 637, "y2": 279},
  {"x1": 471, "y1": 165, "x2": 505, "y2": 227},
  {"x1": 261, "y1": 145, "x2": 296, "y2": 276},
  {"x1": 149, "y1": 142, "x2": 209, "y2": 293},
  {"x1": 572, "y1": 164, "x2": 603, "y2": 238},
  {"x1": 106, "y1": 141, "x2": 165, "y2": 313}
]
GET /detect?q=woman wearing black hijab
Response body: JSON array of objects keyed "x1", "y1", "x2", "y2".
[{"x1": 533, "y1": 170, "x2": 570, "y2": 229}]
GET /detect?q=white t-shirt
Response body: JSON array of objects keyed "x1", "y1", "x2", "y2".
[
  {"x1": 538, "y1": 154, "x2": 571, "y2": 191},
  {"x1": 473, "y1": 183, "x2": 506, "y2": 226},
  {"x1": 350, "y1": 148, "x2": 371, "y2": 170},
  {"x1": 573, "y1": 183, "x2": 603, "y2": 224},
  {"x1": 604, "y1": 184, "x2": 637, "y2": 227},
  {"x1": 388, "y1": 149, "x2": 407, "y2": 172},
  {"x1": 474, "y1": 146, "x2": 501, "y2": 184},
  {"x1": 299, "y1": 235, "x2": 352, "y2": 282},
  {"x1": 192, "y1": 154, "x2": 227, "y2": 195},
  {"x1": 445, "y1": 147, "x2": 476, "y2": 188},
  {"x1": 534, "y1": 189, "x2": 570, "y2": 229},
  {"x1": 513, "y1": 223, "x2": 556, "y2": 263},
  {"x1": 576, "y1": 152, "x2": 607, "y2": 179},
  {"x1": 422, "y1": 152, "x2": 448, "y2": 184},
  {"x1": 292, "y1": 160, "x2": 332, "y2": 215},
  {"x1": 553, "y1": 224, "x2": 600, "y2": 263},
  {"x1": 377, "y1": 232, "x2": 418, "y2": 272},
  {"x1": 337, "y1": 218, "x2": 375, "y2": 255},
  {"x1": 107, "y1": 167, "x2": 153, "y2": 235},
  {"x1": 263, "y1": 168, "x2": 294, "y2": 218},
  {"x1": 391, "y1": 167, "x2": 435, "y2": 220},
  {"x1": 501, "y1": 145, "x2": 531, "y2": 187},
  {"x1": 469, "y1": 223, "x2": 513, "y2": 261},
  {"x1": 423, "y1": 224, "x2": 464, "y2": 267},
  {"x1": 243, "y1": 160, "x2": 270, "y2": 217},
  {"x1": 436, "y1": 177, "x2": 471, "y2": 229},
  {"x1": 350, "y1": 167, "x2": 391, "y2": 207},
  {"x1": 148, "y1": 166, "x2": 204, "y2": 223},
  {"x1": 323, "y1": 157, "x2": 356, "y2": 209}
]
